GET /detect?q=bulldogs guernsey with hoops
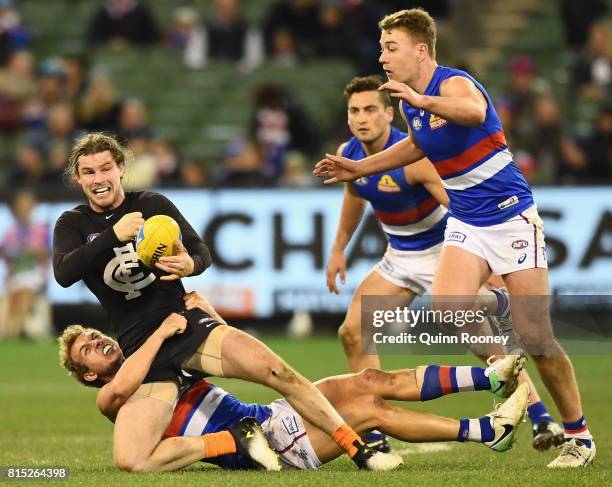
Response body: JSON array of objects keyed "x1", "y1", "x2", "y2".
[
  {"x1": 401, "y1": 66, "x2": 533, "y2": 226},
  {"x1": 401, "y1": 66, "x2": 547, "y2": 274},
  {"x1": 166, "y1": 380, "x2": 322, "y2": 470},
  {"x1": 342, "y1": 126, "x2": 448, "y2": 293}
]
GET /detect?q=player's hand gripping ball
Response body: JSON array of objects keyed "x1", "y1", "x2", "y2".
[{"x1": 136, "y1": 215, "x2": 182, "y2": 267}]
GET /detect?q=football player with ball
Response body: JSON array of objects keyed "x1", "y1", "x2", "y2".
[{"x1": 53, "y1": 132, "x2": 401, "y2": 472}]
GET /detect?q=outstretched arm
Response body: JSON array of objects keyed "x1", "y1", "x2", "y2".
[
  {"x1": 314, "y1": 136, "x2": 425, "y2": 184},
  {"x1": 96, "y1": 313, "x2": 187, "y2": 420}
]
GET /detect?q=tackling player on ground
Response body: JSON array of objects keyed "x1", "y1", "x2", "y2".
[
  {"x1": 315, "y1": 9, "x2": 594, "y2": 468},
  {"x1": 59, "y1": 291, "x2": 530, "y2": 471},
  {"x1": 53, "y1": 132, "x2": 400, "y2": 472}
]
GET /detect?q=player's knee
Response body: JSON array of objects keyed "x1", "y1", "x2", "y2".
[
  {"x1": 115, "y1": 456, "x2": 144, "y2": 473},
  {"x1": 338, "y1": 321, "x2": 360, "y2": 351},
  {"x1": 517, "y1": 326, "x2": 558, "y2": 356},
  {"x1": 431, "y1": 296, "x2": 473, "y2": 314},
  {"x1": 357, "y1": 368, "x2": 395, "y2": 389}
]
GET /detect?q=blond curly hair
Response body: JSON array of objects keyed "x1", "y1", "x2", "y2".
[{"x1": 58, "y1": 325, "x2": 104, "y2": 388}]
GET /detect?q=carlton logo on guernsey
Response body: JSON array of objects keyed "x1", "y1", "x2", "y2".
[
  {"x1": 343, "y1": 126, "x2": 448, "y2": 251},
  {"x1": 402, "y1": 66, "x2": 535, "y2": 227}
]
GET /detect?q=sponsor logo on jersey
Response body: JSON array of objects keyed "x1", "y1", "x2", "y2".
[
  {"x1": 103, "y1": 243, "x2": 156, "y2": 300},
  {"x1": 419, "y1": 109, "x2": 425, "y2": 116},
  {"x1": 518, "y1": 253, "x2": 527, "y2": 264},
  {"x1": 498, "y1": 195, "x2": 519, "y2": 210},
  {"x1": 512, "y1": 239, "x2": 529, "y2": 250},
  {"x1": 429, "y1": 114, "x2": 448, "y2": 130},
  {"x1": 377, "y1": 174, "x2": 400, "y2": 193},
  {"x1": 282, "y1": 415, "x2": 300, "y2": 435},
  {"x1": 412, "y1": 117, "x2": 422, "y2": 131},
  {"x1": 87, "y1": 233, "x2": 100, "y2": 242},
  {"x1": 354, "y1": 177, "x2": 368, "y2": 186},
  {"x1": 447, "y1": 231, "x2": 466, "y2": 243}
]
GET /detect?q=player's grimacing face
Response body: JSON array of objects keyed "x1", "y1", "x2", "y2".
[
  {"x1": 347, "y1": 91, "x2": 392, "y2": 144},
  {"x1": 70, "y1": 330, "x2": 123, "y2": 383},
  {"x1": 75, "y1": 151, "x2": 125, "y2": 213},
  {"x1": 379, "y1": 29, "x2": 421, "y2": 84}
]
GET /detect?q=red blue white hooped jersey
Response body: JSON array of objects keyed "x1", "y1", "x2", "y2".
[
  {"x1": 344, "y1": 126, "x2": 448, "y2": 251},
  {"x1": 165, "y1": 380, "x2": 272, "y2": 470},
  {"x1": 402, "y1": 66, "x2": 534, "y2": 226}
]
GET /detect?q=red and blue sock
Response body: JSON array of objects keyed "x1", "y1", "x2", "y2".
[
  {"x1": 563, "y1": 416, "x2": 592, "y2": 448},
  {"x1": 420, "y1": 365, "x2": 490, "y2": 401},
  {"x1": 457, "y1": 417, "x2": 495, "y2": 443}
]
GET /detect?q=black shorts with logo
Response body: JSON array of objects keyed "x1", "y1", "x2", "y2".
[{"x1": 123, "y1": 307, "x2": 222, "y2": 383}]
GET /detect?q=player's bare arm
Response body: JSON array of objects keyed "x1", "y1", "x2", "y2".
[
  {"x1": 404, "y1": 159, "x2": 449, "y2": 207},
  {"x1": 96, "y1": 313, "x2": 187, "y2": 420},
  {"x1": 381, "y1": 77, "x2": 487, "y2": 127},
  {"x1": 313, "y1": 136, "x2": 425, "y2": 184},
  {"x1": 327, "y1": 184, "x2": 366, "y2": 294}
]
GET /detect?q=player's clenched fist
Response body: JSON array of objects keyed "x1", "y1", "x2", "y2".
[
  {"x1": 155, "y1": 312, "x2": 187, "y2": 340},
  {"x1": 113, "y1": 212, "x2": 144, "y2": 242}
]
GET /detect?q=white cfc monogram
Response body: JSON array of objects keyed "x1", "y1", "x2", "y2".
[{"x1": 103, "y1": 242, "x2": 156, "y2": 300}]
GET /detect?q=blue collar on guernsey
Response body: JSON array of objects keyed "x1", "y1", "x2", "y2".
[{"x1": 423, "y1": 65, "x2": 444, "y2": 96}]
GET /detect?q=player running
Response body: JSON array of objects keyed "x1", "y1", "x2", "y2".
[
  {"x1": 329, "y1": 75, "x2": 563, "y2": 452},
  {"x1": 59, "y1": 291, "x2": 530, "y2": 471},
  {"x1": 315, "y1": 9, "x2": 594, "y2": 468},
  {"x1": 53, "y1": 133, "x2": 400, "y2": 472}
]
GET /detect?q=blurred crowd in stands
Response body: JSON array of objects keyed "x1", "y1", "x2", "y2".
[
  {"x1": 0, "y1": 0, "x2": 609, "y2": 200},
  {"x1": 0, "y1": 0, "x2": 610, "y2": 339}
]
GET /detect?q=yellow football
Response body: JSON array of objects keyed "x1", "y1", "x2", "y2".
[{"x1": 136, "y1": 215, "x2": 181, "y2": 268}]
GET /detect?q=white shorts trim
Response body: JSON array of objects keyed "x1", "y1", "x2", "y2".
[
  {"x1": 260, "y1": 399, "x2": 321, "y2": 470},
  {"x1": 374, "y1": 243, "x2": 441, "y2": 295},
  {"x1": 442, "y1": 205, "x2": 548, "y2": 275}
]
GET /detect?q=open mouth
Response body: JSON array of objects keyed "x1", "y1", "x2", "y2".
[
  {"x1": 103, "y1": 344, "x2": 113, "y2": 356},
  {"x1": 93, "y1": 187, "x2": 110, "y2": 196}
]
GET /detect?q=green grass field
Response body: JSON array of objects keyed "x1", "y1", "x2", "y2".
[{"x1": 0, "y1": 336, "x2": 609, "y2": 486}]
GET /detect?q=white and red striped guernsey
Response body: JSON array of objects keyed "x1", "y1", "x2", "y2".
[{"x1": 402, "y1": 66, "x2": 535, "y2": 227}]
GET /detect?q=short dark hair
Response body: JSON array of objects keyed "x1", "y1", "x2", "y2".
[
  {"x1": 344, "y1": 75, "x2": 391, "y2": 107},
  {"x1": 65, "y1": 132, "x2": 128, "y2": 183}
]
